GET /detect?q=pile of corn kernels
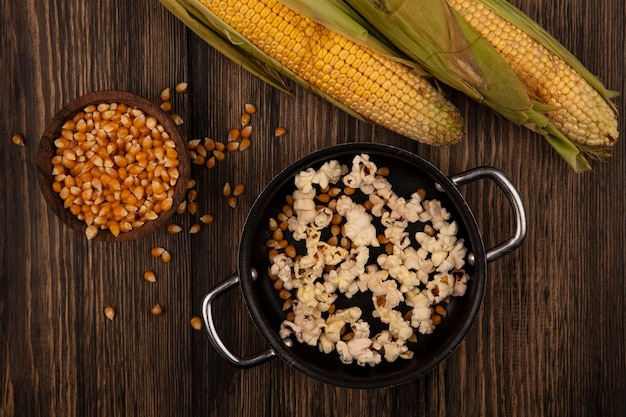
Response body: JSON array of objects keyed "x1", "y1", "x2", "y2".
[{"x1": 51, "y1": 102, "x2": 181, "y2": 240}]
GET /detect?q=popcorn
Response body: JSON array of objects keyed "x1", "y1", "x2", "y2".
[
  {"x1": 269, "y1": 154, "x2": 470, "y2": 367},
  {"x1": 342, "y1": 203, "x2": 379, "y2": 247}
]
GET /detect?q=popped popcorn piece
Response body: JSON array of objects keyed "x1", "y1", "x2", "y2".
[
  {"x1": 342, "y1": 154, "x2": 378, "y2": 192},
  {"x1": 406, "y1": 291, "x2": 436, "y2": 334},
  {"x1": 373, "y1": 304, "x2": 414, "y2": 342},
  {"x1": 279, "y1": 300, "x2": 325, "y2": 345},
  {"x1": 425, "y1": 273, "x2": 455, "y2": 304},
  {"x1": 372, "y1": 331, "x2": 412, "y2": 362},
  {"x1": 336, "y1": 338, "x2": 382, "y2": 366},
  {"x1": 269, "y1": 253, "x2": 294, "y2": 283},
  {"x1": 342, "y1": 203, "x2": 379, "y2": 247},
  {"x1": 323, "y1": 307, "x2": 362, "y2": 344},
  {"x1": 292, "y1": 189, "x2": 317, "y2": 225},
  {"x1": 294, "y1": 168, "x2": 317, "y2": 193},
  {"x1": 452, "y1": 270, "x2": 470, "y2": 296},
  {"x1": 313, "y1": 160, "x2": 345, "y2": 189}
]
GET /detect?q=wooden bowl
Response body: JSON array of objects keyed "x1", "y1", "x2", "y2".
[{"x1": 36, "y1": 90, "x2": 190, "y2": 242}]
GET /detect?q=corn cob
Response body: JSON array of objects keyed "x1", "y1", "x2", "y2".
[
  {"x1": 338, "y1": 0, "x2": 618, "y2": 171},
  {"x1": 446, "y1": 0, "x2": 618, "y2": 148},
  {"x1": 161, "y1": 0, "x2": 464, "y2": 146}
]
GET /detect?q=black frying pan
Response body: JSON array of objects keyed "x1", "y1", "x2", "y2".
[{"x1": 202, "y1": 143, "x2": 526, "y2": 389}]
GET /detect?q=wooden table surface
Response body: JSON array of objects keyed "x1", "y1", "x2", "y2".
[{"x1": 2, "y1": 0, "x2": 624, "y2": 416}]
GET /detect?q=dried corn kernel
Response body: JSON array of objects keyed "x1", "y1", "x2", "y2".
[
  {"x1": 274, "y1": 126, "x2": 287, "y2": 137},
  {"x1": 190, "y1": 316, "x2": 203, "y2": 330},
  {"x1": 151, "y1": 303, "x2": 163, "y2": 316},
  {"x1": 144, "y1": 270, "x2": 157, "y2": 283},
  {"x1": 175, "y1": 82, "x2": 188, "y2": 93},
  {"x1": 12, "y1": 133, "x2": 25, "y2": 146},
  {"x1": 104, "y1": 306, "x2": 116, "y2": 320}
]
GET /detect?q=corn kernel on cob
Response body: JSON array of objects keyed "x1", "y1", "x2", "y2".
[{"x1": 161, "y1": 0, "x2": 464, "y2": 145}]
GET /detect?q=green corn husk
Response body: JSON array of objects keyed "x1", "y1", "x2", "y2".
[{"x1": 285, "y1": 0, "x2": 618, "y2": 172}]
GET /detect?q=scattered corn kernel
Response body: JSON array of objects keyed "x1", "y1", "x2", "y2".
[
  {"x1": 244, "y1": 103, "x2": 257, "y2": 115},
  {"x1": 240, "y1": 125, "x2": 252, "y2": 139},
  {"x1": 104, "y1": 306, "x2": 116, "y2": 321},
  {"x1": 160, "y1": 101, "x2": 172, "y2": 112},
  {"x1": 187, "y1": 189, "x2": 198, "y2": 202},
  {"x1": 12, "y1": 133, "x2": 25, "y2": 146},
  {"x1": 167, "y1": 223, "x2": 182, "y2": 234},
  {"x1": 151, "y1": 246, "x2": 165, "y2": 258},
  {"x1": 240, "y1": 112, "x2": 251, "y2": 127},
  {"x1": 189, "y1": 223, "x2": 201, "y2": 234},
  {"x1": 160, "y1": 88, "x2": 171, "y2": 101},
  {"x1": 239, "y1": 138, "x2": 251, "y2": 151},
  {"x1": 205, "y1": 156, "x2": 216, "y2": 169},
  {"x1": 144, "y1": 270, "x2": 157, "y2": 283},
  {"x1": 233, "y1": 183, "x2": 246, "y2": 196},
  {"x1": 222, "y1": 182, "x2": 232, "y2": 197},
  {"x1": 228, "y1": 128, "x2": 240, "y2": 140},
  {"x1": 200, "y1": 213, "x2": 214, "y2": 224},
  {"x1": 161, "y1": 250, "x2": 172, "y2": 263},
  {"x1": 175, "y1": 82, "x2": 188, "y2": 93},
  {"x1": 151, "y1": 303, "x2": 163, "y2": 316},
  {"x1": 226, "y1": 141, "x2": 240, "y2": 152},
  {"x1": 190, "y1": 316, "x2": 203, "y2": 330},
  {"x1": 376, "y1": 167, "x2": 390, "y2": 176},
  {"x1": 170, "y1": 114, "x2": 184, "y2": 125},
  {"x1": 274, "y1": 126, "x2": 287, "y2": 137}
]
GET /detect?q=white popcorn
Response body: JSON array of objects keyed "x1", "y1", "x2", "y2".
[
  {"x1": 419, "y1": 199, "x2": 451, "y2": 223},
  {"x1": 325, "y1": 246, "x2": 369, "y2": 296},
  {"x1": 343, "y1": 205, "x2": 379, "y2": 247},
  {"x1": 372, "y1": 331, "x2": 412, "y2": 362},
  {"x1": 270, "y1": 154, "x2": 471, "y2": 367},
  {"x1": 426, "y1": 273, "x2": 455, "y2": 304},
  {"x1": 294, "y1": 168, "x2": 316, "y2": 193},
  {"x1": 286, "y1": 217, "x2": 307, "y2": 241},
  {"x1": 373, "y1": 305, "x2": 413, "y2": 342},
  {"x1": 314, "y1": 206, "x2": 334, "y2": 228},
  {"x1": 269, "y1": 253, "x2": 294, "y2": 283},
  {"x1": 342, "y1": 154, "x2": 378, "y2": 191},
  {"x1": 335, "y1": 195, "x2": 354, "y2": 214},
  {"x1": 313, "y1": 160, "x2": 345, "y2": 189},
  {"x1": 318, "y1": 333, "x2": 335, "y2": 354},
  {"x1": 279, "y1": 300, "x2": 325, "y2": 346},
  {"x1": 336, "y1": 338, "x2": 381, "y2": 366},
  {"x1": 369, "y1": 193, "x2": 386, "y2": 217},
  {"x1": 447, "y1": 240, "x2": 468, "y2": 271},
  {"x1": 453, "y1": 271, "x2": 470, "y2": 296},
  {"x1": 323, "y1": 307, "x2": 362, "y2": 343},
  {"x1": 366, "y1": 269, "x2": 392, "y2": 296}
]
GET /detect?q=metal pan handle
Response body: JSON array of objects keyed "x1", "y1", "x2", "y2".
[
  {"x1": 440, "y1": 167, "x2": 527, "y2": 264},
  {"x1": 201, "y1": 272, "x2": 277, "y2": 368}
]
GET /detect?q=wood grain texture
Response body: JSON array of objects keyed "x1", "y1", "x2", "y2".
[{"x1": 1, "y1": 0, "x2": 625, "y2": 416}]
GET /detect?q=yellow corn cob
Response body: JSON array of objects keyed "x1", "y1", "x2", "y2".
[
  {"x1": 446, "y1": 0, "x2": 618, "y2": 148},
  {"x1": 195, "y1": 0, "x2": 464, "y2": 146}
]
